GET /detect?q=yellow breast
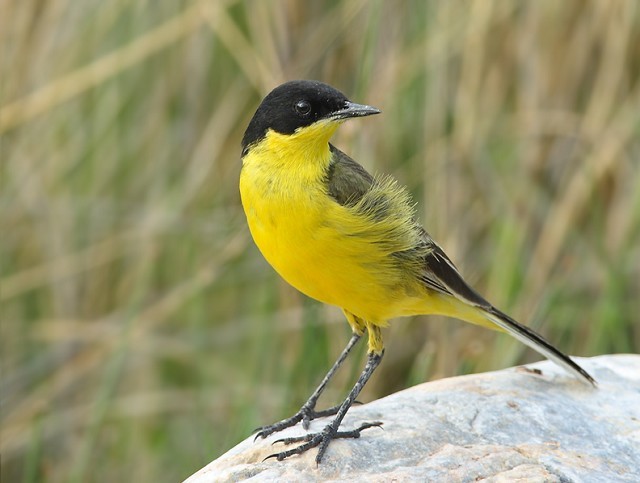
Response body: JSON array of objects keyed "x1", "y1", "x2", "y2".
[{"x1": 239, "y1": 129, "x2": 417, "y2": 323}]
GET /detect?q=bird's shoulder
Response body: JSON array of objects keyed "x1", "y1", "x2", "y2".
[
  {"x1": 325, "y1": 145, "x2": 417, "y2": 226},
  {"x1": 325, "y1": 144, "x2": 375, "y2": 207}
]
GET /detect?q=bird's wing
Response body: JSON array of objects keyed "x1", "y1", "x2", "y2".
[
  {"x1": 325, "y1": 145, "x2": 375, "y2": 206},
  {"x1": 326, "y1": 145, "x2": 488, "y2": 309},
  {"x1": 418, "y1": 231, "x2": 491, "y2": 308}
]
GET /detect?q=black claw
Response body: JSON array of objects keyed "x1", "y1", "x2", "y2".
[
  {"x1": 254, "y1": 431, "x2": 267, "y2": 442},
  {"x1": 253, "y1": 426, "x2": 276, "y2": 441},
  {"x1": 361, "y1": 421, "x2": 384, "y2": 431},
  {"x1": 262, "y1": 453, "x2": 281, "y2": 462},
  {"x1": 251, "y1": 413, "x2": 305, "y2": 443}
]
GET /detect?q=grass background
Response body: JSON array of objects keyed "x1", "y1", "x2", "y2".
[{"x1": 2, "y1": 0, "x2": 639, "y2": 481}]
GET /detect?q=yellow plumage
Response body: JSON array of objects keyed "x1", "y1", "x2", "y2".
[
  {"x1": 241, "y1": 121, "x2": 491, "y2": 351},
  {"x1": 242, "y1": 80, "x2": 594, "y2": 464}
]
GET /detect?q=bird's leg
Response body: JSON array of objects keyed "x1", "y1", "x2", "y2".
[
  {"x1": 265, "y1": 347, "x2": 385, "y2": 465},
  {"x1": 254, "y1": 332, "x2": 362, "y2": 439}
]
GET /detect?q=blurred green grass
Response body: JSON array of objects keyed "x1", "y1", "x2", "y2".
[{"x1": 2, "y1": 0, "x2": 639, "y2": 481}]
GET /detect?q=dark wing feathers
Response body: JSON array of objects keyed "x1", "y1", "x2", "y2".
[
  {"x1": 326, "y1": 145, "x2": 375, "y2": 206},
  {"x1": 419, "y1": 233, "x2": 491, "y2": 308}
]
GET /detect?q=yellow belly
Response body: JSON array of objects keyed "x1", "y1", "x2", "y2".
[{"x1": 243, "y1": 187, "x2": 381, "y2": 320}]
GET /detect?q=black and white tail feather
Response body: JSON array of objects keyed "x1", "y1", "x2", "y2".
[{"x1": 483, "y1": 307, "x2": 596, "y2": 386}]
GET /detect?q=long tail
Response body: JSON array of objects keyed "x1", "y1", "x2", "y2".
[
  {"x1": 418, "y1": 240, "x2": 596, "y2": 385},
  {"x1": 483, "y1": 306, "x2": 596, "y2": 386}
]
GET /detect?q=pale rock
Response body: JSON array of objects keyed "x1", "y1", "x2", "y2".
[{"x1": 185, "y1": 354, "x2": 640, "y2": 482}]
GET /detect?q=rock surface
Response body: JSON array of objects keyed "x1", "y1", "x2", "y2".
[{"x1": 185, "y1": 354, "x2": 640, "y2": 482}]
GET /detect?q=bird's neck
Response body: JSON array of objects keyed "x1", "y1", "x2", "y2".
[{"x1": 254, "y1": 124, "x2": 339, "y2": 175}]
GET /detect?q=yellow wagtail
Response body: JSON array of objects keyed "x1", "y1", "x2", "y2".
[{"x1": 239, "y1": 80, "x2": 595, "y2": 464}]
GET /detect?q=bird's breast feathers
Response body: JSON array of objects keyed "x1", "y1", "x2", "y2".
[{"x1": 240, "y1": 142, "x2": 433, "y2": 322}]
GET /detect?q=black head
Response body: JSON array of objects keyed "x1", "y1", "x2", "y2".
[{"x1": 241, "y1": 80, "x2": 380, "y2": 155}]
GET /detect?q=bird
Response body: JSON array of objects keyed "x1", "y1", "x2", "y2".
[{"x1": 239, "y1": 79, "x2": 595, "y2": 464}]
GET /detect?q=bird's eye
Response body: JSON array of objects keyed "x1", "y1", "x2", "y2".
[{"x1": 294, "y1": 100, "x2": 312, "y2": 116}]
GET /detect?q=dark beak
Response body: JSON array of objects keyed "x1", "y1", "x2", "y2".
[{"x1": 329, "y1": 101, "x2": 381, "y2": 121}]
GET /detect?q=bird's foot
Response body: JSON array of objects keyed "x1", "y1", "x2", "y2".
[
  {"x1": 253, "y1": 403, "x2": 345, "y2": 440},
  {"x1": 264, "y1": 421, "x2": 383, "y2": 464}
]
